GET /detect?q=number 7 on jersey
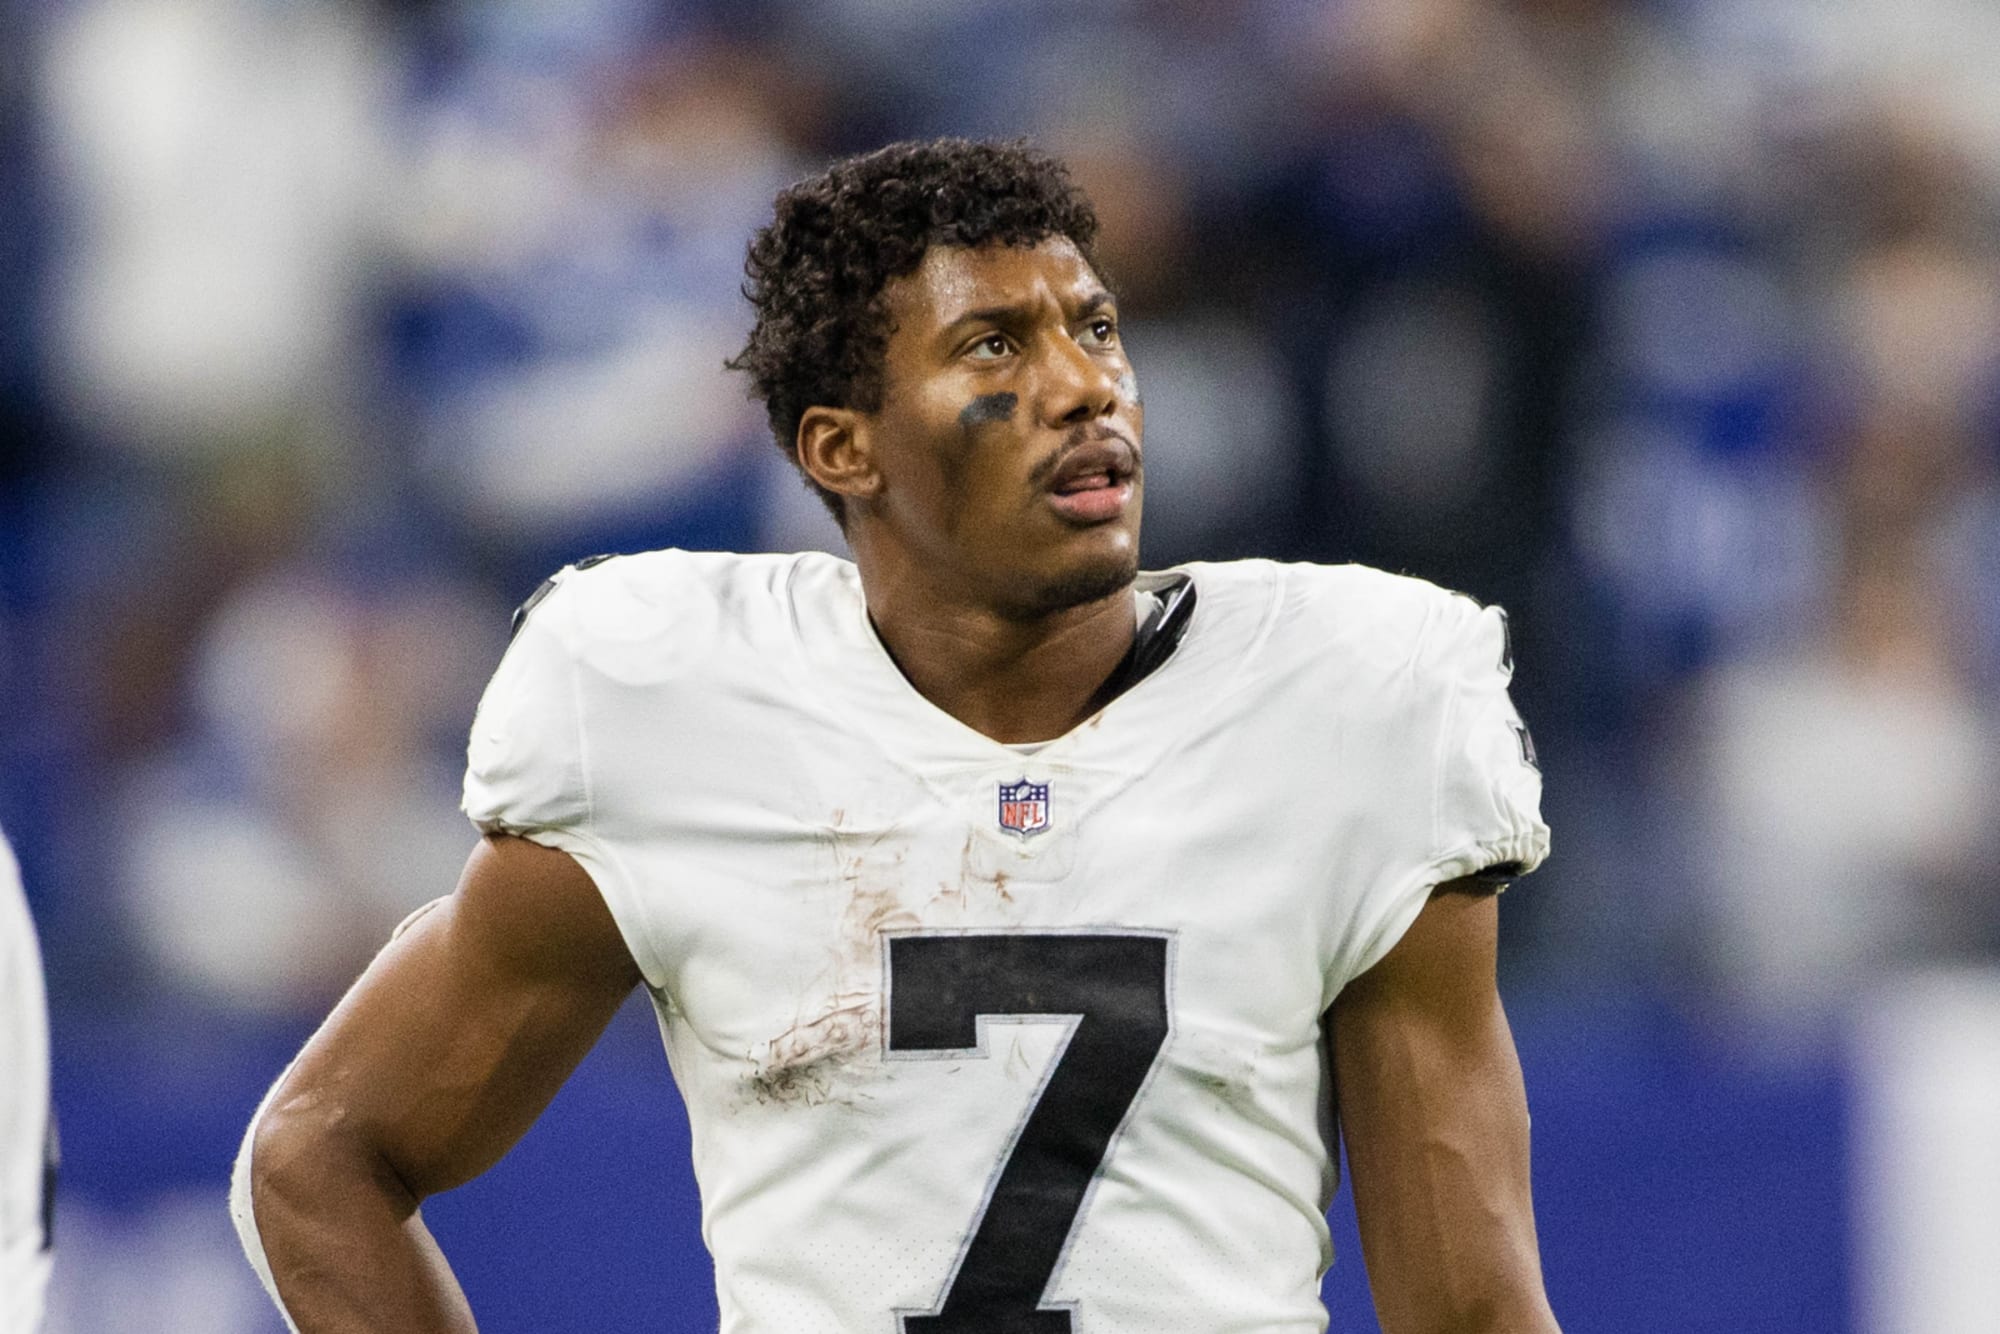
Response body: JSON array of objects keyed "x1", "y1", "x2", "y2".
[{"x1": 885, "y1": 931, "x2": 1173, "y2": 1333}]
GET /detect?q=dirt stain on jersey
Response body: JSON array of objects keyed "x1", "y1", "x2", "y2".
[
  {"x1": 747, "y1": 992, "x2": 881, "y2": 1108},
  {"x1": 1190, "y1": 1068, "x2": 1237, "y2": 1110},
  {"x1": 929, "y1": 831, "x2": 1015, "y2": 910},
  {"x1": 1183, "y1": 1038, "x2": 1261, "y2": 1115},
  {"x1": 1005, "y1": 1032, "x2": 1036, "y2": 1080},
  {"x1": 841, "y1": 869, "x2": 920, "y2": 952},
  {"x1": 745, "y1": 827, "x2": 918, "y2": 1110}
]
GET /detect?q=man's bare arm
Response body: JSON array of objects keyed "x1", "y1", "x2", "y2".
[
  {"x1": 239, "y1": 834, "x2": 642, "y2": 1332},
  {"x1": 1330, "y1": 883, "x2": 1559, "y2": 1334}
]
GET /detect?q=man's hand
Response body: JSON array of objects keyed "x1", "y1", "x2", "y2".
[
  {"x1": 1330, "y1": 883, "x2": 1560, "y2": 1334},
  {"x1": 236, "y1": 834, "x2": 641, "y2": 1332}
]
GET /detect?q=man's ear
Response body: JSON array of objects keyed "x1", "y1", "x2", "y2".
[{"x1": 797, "y1": 406, "x2": 883, "y2": 504}]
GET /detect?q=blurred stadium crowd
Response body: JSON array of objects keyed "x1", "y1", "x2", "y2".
[{"x1": 3, "y1": 0, "x2": 2000, "y2": 1330}]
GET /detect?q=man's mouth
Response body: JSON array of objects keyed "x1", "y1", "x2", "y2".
[
  {"x1": 1056, "y1": 470, "x2": 1118, "y2": 494},
  {"x1": 1044, "y1": 436, "x2": 1138, "y2": 523}
]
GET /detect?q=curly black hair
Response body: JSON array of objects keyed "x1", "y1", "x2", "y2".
[{"x1": 728, "y1": 138, "x2": 1102, "y2": 524}]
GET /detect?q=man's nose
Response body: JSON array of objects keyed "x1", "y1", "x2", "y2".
[{"x1": 1043, "y1": 334, "x2": 1119, "y2": 426}]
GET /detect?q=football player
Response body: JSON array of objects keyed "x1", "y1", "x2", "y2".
[
  {"x1": 1, "y1": 827, "x2": 53, "y2": 1334},
  {"x1": 234, "y1": 139, "x2": 1559, "y2": 1333}
]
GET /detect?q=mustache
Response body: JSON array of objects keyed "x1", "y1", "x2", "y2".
[{"x1": 1028, "y1": 423, "x2": 1142, "y2": 489}]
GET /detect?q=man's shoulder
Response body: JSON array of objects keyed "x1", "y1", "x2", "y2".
[
  {"x1": 1185, "y1": 558, "x2": 1475, "y2": 667},
  {"x1": 510, "y1": 548, "x2": 853, "y2": 664},
  {"x1": 464, "y1": 550, "x2": 849, "y2": 832}
]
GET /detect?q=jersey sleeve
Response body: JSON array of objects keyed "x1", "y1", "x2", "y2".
[
  {"x1": 462, "y1": 578, "x2": 591, "y2": 837},
  {"x1": 459, "y1": 558, "x2": 678, "y2": 990},
  {"x1": 1427, "y1": 599, "x2": 1549, "y2": 885},
  {"x1": 1330, "y1": 585, "x2": 1550, "y2": 991}
]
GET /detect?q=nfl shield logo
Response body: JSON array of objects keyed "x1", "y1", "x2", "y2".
[{"x1": 996, "y1": 778, "x2": 1051, "y2": 838}]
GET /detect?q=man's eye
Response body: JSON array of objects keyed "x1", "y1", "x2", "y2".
[
  {"x1": 967, "y1": 333, "x2": 1012, "y2": 360},
  {"x1": 1083, "y1": 318, "x2": 1117, "y2": 345}
]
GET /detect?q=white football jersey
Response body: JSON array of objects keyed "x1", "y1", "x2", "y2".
[
  {"x1": 463, "y1": 550, "x2": 1548, "y2": 1334},
  {"x1": 0, "y1": 827, "x2": 53, "y2": 1334}
]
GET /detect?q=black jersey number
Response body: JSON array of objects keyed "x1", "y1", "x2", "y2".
[{"x1": 885, "y1": 932, "x2": 1172, "y2": 1333}]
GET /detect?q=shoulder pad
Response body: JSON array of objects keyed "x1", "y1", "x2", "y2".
[
  {"x1": 510, "y1": 554, "x2": 617, "y2": 639},
  {"x1": 1445, "y1": 588, "x2": 1514, "y2": 677}
]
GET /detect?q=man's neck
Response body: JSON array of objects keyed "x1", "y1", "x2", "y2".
[{"x1": 861, "y1": 571, "x2": 1138, "y2": 746}]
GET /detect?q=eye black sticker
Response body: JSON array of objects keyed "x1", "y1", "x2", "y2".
[{"x1": 957, "y1": 393, "x2": 1018, "y2": 429}]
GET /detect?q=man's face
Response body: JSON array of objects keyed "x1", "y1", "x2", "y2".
[{"x1": 856, "y1": 237, "x2": 1143, "y2": 619}]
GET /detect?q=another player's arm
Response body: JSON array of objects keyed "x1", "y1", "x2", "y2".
[
  {"x1": 239, "y1": 834, "x2": 641, "y2": 1333},
  {"x1": 1330, "y1": 881, "x2": 1560, "y2": 1334}
]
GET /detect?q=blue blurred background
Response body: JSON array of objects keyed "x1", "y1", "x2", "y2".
[{"x1": 5, "y1": 0, "x2": 2000, "y2": 1330}]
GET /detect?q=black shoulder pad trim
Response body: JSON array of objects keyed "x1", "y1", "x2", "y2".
[
  {"x1": 1089, "y1": 573, "x2": 1197, "y2": 711},
  {"x1": 509, "y1": 553, "x2": 617, "y2": 640},
  {"x1": 1438, "y1": 865, "x2": 1516, "y2": 894},
  {"x1": 1128, "y1": 573, "x2": 1197, "y2": 683}
]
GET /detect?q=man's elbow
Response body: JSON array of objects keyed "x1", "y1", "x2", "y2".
[
  {"x1": 245, "y1": 1092, "x2": 309, "y2": 1219},
  {"x1": 230, "y1": 1076, "x2": 335, "y2": 1328},
  {"x1": 241, "y1": 1077, "x2": 415, "y2": 1242}
]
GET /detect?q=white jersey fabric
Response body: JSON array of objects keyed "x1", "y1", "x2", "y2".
[
  {"x1": 0, "y1": 828, "x2": 53, "y2": 1334},
  {"x1": 464, "y1": 550, "x2": 1548, "y2": 1334}
]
